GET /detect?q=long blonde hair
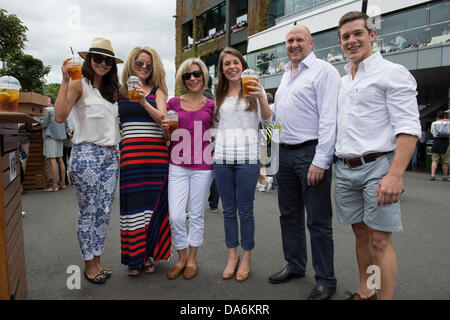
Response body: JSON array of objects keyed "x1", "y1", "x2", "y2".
[{"x1": 120, "y1": 46, "x2": 168, "y2": 97}]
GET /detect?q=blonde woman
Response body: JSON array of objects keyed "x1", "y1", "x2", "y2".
[
  {"x1": 161, "y1": 58, "x2": 215, "y2": 280},
  {"x1": 118, "y1": 46, "x2": 171, "y2": 276}
]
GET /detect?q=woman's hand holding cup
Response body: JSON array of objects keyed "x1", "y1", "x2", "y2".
[{"x1": 61, "y1": 58, "x2": 79, "y2": 82}]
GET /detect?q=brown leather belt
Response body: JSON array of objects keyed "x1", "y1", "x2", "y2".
[{"x1": 340, "y1": 151, "x2": 393, "y2": 168}]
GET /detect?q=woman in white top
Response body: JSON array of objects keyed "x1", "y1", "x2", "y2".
[
  {"x1": 54, "y1": 38, "x2": 122, "y2": 285},
  {"x1": 213, "y1": 47, "x2": 272, "y2": 282}
]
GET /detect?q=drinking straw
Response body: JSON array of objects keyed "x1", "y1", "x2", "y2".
[{"x1": 70, "y1": 46, "x2": 74, "y2": 60}]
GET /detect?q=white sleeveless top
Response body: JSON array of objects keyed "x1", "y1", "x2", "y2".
[{"x1": 71, "y1": 77, "x2": 121, "y2": 146}]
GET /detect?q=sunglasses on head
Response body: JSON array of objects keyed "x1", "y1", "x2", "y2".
[
  {"x1": 182, "y1": 70, "x2": 202, "y2": 81},
  {"x1": 135, "y1": 59, "x2": 152, "y2": 70},
  {"x1": 92, "y1": 54, "x2": 115, "y2": 66}
]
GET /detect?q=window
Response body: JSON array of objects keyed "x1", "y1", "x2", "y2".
[
  {"x1": 201, "y1": 3, "x2": 226, "y2": 38},
  {"x1": 285, "y1": 0, "x2": 332, "y2": 16},
  {"x1": 382, "y1": 7, "x2": 427, "y2": 35},
  {"x1": 268, "y1": 0, "x2": 285, "y2": 27}
]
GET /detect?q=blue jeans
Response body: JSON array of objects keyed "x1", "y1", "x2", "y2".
[
  {"x1": 214, "y1": 161, "x2": 260, "y2": 251},
  {"x1": 277, "y1": 144, "x2": 336, "y2": 288},
  {"x1": 208, "y1": 178, "x2": 220, "y2": 209}
]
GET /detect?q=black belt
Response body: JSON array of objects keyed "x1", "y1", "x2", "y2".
[
  {"x1": 339, "y1": 151, "x2": 393, "y2": 168},
  {"x1": 280, "y1": 139, "x2": 318, "y2": 150}
]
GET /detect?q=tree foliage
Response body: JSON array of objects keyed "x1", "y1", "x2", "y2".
[
  {"x1": 1, "y1": 53, "x2": 51, "y2": 94},
  {"x1": 43, "y1": 83, "x2": 61, "y2": 99},
  {"x1": 0, "y1": 9, "x2": 28, "y2": 66}
]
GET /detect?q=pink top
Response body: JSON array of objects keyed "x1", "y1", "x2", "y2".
[{"x1": 167, "y1": 96, "x2": 215, "y2": 170}]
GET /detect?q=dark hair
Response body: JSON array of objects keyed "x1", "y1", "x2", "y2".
[
  {"x1": 437, "y1": 111, "x2": 446, "y2": 119},
  {"x1": 338, "y1": 11, "x2": 371, "y2": 38},
  {"x1": 214, "y1": 47, "x2": 257, "y2": 122},
  {"x1": 82, "y1": 53, "x2": 120, "y2": 103},
  {"x1": 45, "y1": 94, "x2": 55, "y2": 104}
]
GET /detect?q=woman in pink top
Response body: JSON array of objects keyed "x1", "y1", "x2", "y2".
[{"x1": 162, "y1": 58, "x2": 214, "y2": 280}]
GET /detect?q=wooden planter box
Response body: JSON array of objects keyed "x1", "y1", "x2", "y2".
[
  {"x1": 0, "y1": 112, "x2": 37, "y2": 300},
  {"x1": 18, "y1": 92, "x2": 49, "y2": 117},
  {"x1": 22, "y1": 125, "x2": 46, "y2": 190}
]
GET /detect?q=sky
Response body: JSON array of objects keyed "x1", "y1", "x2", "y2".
[{"x1": 0, "y1": 0, "x2": 177, "y2": 97}]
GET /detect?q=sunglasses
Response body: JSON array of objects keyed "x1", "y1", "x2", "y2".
[
  {"x1": 92, "y1": 54, "x2": 115, "y2": 66},
  {"x1": 182, "y1": 70, "x2": 203, "y2": 81},
  {"x1": 135, "y1": 59, "x2": 152, "y2": 70}
]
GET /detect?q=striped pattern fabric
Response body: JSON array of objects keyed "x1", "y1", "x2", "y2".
[{"x1": 118, "y1": 87, "x2": 171, "y2": 269}]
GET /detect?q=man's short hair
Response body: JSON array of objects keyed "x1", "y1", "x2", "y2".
[
  {"x1": 437, "y1": 111, "x2": 446, "y2": 119},
  {"x1": 338, "y1": 11, "x2": 372, "y2": 38},
  {"x1": 45, "y1": 94, "x2": 55, "y2": 105}
]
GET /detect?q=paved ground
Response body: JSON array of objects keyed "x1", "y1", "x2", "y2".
[{"x1": 20, "y1": 169, "x2": 450, "y2": 300}]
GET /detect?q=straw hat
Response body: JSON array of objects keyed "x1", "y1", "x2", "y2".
[{"x1": 78, "y1": 37, "x2": 123, "y2": 64}]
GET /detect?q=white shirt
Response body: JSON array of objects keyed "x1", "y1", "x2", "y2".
[
  {"x1": 335, "y1": 52, "x2": 421, "y2": 158},
  {"x1": 71, "y1": 77, "x2": 121, "y2": 146},
  {"x1": 214, "y1": 96, "x2": 270, "y2": 162},
  {"x1": 272, "y1": 52, "x2": 341, "y2": 169},
  {"x1": 431, "y1": 119, "x2": 450, "y2": 138}
]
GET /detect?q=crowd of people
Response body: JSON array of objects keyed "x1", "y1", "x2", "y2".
[{"x1": 46, "y1": 10, "x2": 437, "y2": 300}]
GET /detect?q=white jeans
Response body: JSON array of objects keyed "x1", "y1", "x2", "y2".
[{"x1": 168, "y1": 164, "x2": 214, "y2": 250}]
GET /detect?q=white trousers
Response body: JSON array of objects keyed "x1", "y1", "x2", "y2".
[{"x1": 168, "y1": 164, "x2": 214, "y2": 250}]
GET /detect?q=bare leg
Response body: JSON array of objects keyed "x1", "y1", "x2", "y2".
[
  {"x1": 93, "y1": 255, "x2": 104, "y2": 274},
  {"x1": 236, "y1": 249, "x2": 251, "y2": 281},
  {"x1": 57, "y1": 157, "x2": 66, "y2": 188},
  {"x1": 175, "y1": 248, "x2": 187, "y2": 269},
  {"x1": 352, "y1": 222, "x2": 376, "y2": 298},
  {"x1": 222, "y1": 247, "x2": 240, "y2": 278},
  {"x1": 431, "y1": 161, "x2": 438, "y2": 178},
  {"x1": 45, "y1": 158, "x2": 59, "y2": 191},
  {"x1": 442, "y1": 163, "x2": 448, "y2": 178},
  {"x1": 186, "y1": 246, "x2": 198, "y2": 268},
  {"x1": 85, "y1": 259, "x2": 98, "y2": 279},
  {"x1": 371, "y1": 230, "x2": 397, "y2": 300}
]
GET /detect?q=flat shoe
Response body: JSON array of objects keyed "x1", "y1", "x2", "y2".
[
  {"x1": 222, "y1": 257, "x2": 240, "y2": 280},
  {"x1": 142, "y1": 261, "x2": 156, "y2": 274},
  {"x1": 128, "y1": 269, "x2": 140, "y2": 277},
  {"x1": 84, "y1": 271, "x2": 106, "y2": 284},
  {"x1": 45, "y1": 186, "x2": 59, "y2": 192},
  {"x1": 167, "y1": 265, "x2": 185, "y2": 280},
  {"x1": 184, "y1": 263, "x2": 198, "y2": 280},
  {"x1": 100, "y1": 269, "x2": 112, "y2": 279},
  {"x1": 345, "y1": 291, "x2": 377, "y2": 300}
]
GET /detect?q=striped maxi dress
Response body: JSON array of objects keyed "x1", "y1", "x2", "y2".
[{"x1": 118, "y1": 86, "x2": 171, "y2": 270}]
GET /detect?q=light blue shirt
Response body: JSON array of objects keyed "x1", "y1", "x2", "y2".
[
  {"x1": 39, "y1": 106, "x2": 68, "y2": 140},
  {"x1": 272, "y1": 52, "x2": 341, "y2": 169}
]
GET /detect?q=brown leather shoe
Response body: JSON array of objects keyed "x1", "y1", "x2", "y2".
[
  {"x1": 167, "y1": 265, "x2": 185, "y2": 280},
  {"x1": 183, "y1": 263, "x2": 198, "y2": 280},
  {"x1": 222, "y1": 257, "x2": 240, "y2": 280},
  {"x1": 345, "y1": 291, "x2": 377, "y2": 300}
]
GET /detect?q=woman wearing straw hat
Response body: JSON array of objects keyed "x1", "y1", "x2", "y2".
[{"x1": 54, "y1": 37, "x2": 122, "y2": 284}]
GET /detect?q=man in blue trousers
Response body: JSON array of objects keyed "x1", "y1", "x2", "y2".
[{"x1": 268, "y1": 24, "x2": 340, "y2": 300}]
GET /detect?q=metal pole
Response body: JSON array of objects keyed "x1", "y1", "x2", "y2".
[
  {"x1": 226, "y1": 0, "x2": 230, "y2": 47},
  {"x1": 362, "y1": 0, "x2": 368, "y2": 13}
]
